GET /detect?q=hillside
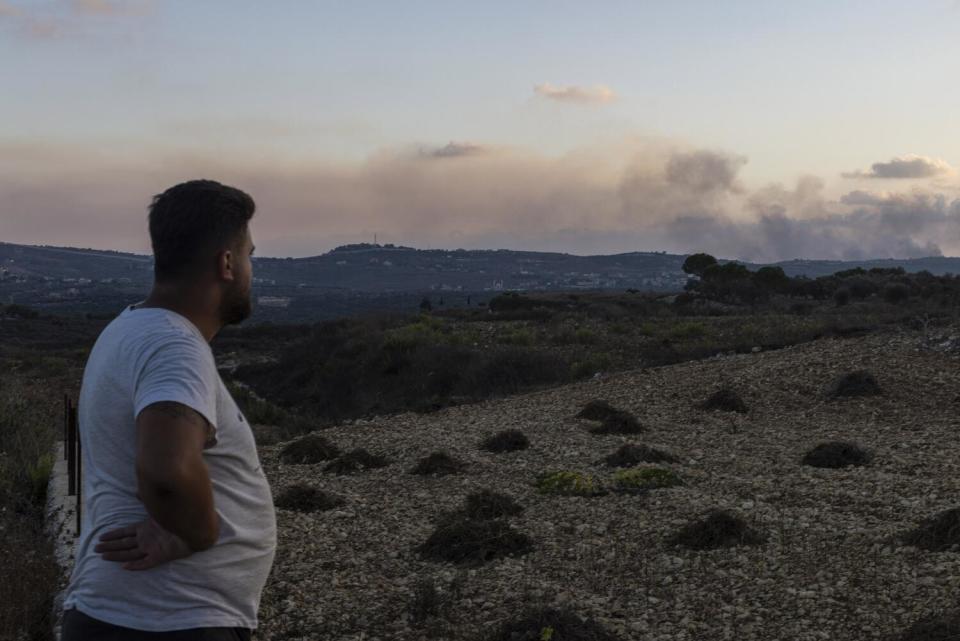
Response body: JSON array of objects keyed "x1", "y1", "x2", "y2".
[
  {"x1": 4, "y1": 240, "x2": 960, "y2": 323},
  {"x1": 252, "y1": 329, "x2": 960, "y2": 641}
]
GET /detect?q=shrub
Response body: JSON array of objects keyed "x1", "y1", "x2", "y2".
[
  {"x1": 501, "y1": 328, "x2": 536, "y2": 346},
  {"x1": 901, "y1": 508, "x2": 960, "y2": 552},
  {"x1": 895, "y1": 611, "x2": 960, "y2": 641},
  {"x1": 576, "y1": 400, "x2": 620, "y2": 421},
  {"x1": 481, "y1": 429, "x2": 529, "y2": 453},
  {"x1": 278, "y1": 434, "x2": 341, "y2": 464},
  {"x1": 884, "y1": 282, "x2": 911, "y2": 304},
  {"x1": 801, "y1": 441, "x2": 871, "y2": 468},
  {"x1": 536, "y1": 471, "x2": 605, "y2": 497},
  {"x1": 833, "y1": 288, "x2": 851, "y2": 306},
  {"x1": 488, "y1": 607, "x2": 623, "y2": 641},
  {"x1": 825, "y1": 370, "x2": 882, "y2": 399},
  {"x1": 666, "y1": 509, "x2": 765, "y2": 550},
  {"x1": 410, "y1": 451, "x2": 467, "y2": 476},
  {"x1": 603, "y1": 443, "x2": 679, "y2": 467},
  {"x1": 274, "y1": 483, "x2": 345, "y2": 513},
  {"x1": 324, "y1": 448, "x2": 391, "y2": 474},
  {"x1": 611, "y1": 467, "x2": 683, "y2": 493},
  {"x1": 698, "y1": 388, "x2": 748, "y2": 413},
  {"x1": 588, "y1": 411, "x2": 644, "y2": 435},
  {"x1": 417, "y1": 518, "x2": 533, "y2": 565},
  {"x1": 463, "y1": 489, "x2": 524, "y2": 520},
  {"x1": 667, "y1": 322, "x2": 708, "y2": 340}
]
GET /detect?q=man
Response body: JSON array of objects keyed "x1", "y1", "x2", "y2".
[{"x1": 61, "y1": 180, "x2": 277, "y2": 640}]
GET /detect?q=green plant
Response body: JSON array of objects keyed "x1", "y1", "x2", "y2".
[
  {"x1": 612, "y1": 467, "x2": 683, "y2": 492},
  {"x1": 667, "y1": 321, "x2": 708, "y2": 340},
  {"x1": 536, "y1": 470, "x2": 604, "y2": 497}
]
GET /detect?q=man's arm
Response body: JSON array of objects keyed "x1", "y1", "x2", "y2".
[{"x1": 135, "y1": 401, "x2": 219, "y2": 552}]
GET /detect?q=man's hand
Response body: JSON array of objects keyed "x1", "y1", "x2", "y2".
[{"x1": 94, "y1": 517, "x2": 193, "y2": 570}]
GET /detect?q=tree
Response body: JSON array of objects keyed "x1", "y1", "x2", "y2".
[
  {"x1": 753, "y1": 266, "x2": 790, "y2": 291},
  {"x1": 419, "y1": 297, "x2": 432, "y2": 312},
  {"x1": 682, "y1": 253, "x2": 718, "y2": 277}
]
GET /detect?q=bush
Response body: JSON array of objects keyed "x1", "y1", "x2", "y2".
[
  {"x1": 417, "y1": 518, "x2": 533, "y2": 565},
  {"x1": 488, "y1": 607, "x2": 623, "y2": 641},
  {"x1": 278, "y1": 434, "x2": 341, "y2": 464},
  {"x1": 602, "y1": 443, "x2": 679, "y2": 467},
  {"x1": 576, "y1": 400, "x2": 620, "y2": 421},
  {"x1": 801, "y1": 441, "x2": 871, "y2": 468},
  {"x1": 884, "y1": 282, "x2": 911, "y2": 304},
  {"x1": 536, "y1": 470, "x2": 605, "y2": 497},
  {"x1": 611, "y1": 467, "x2": 683, "y2": 493},
  {"x1": 324, "y1": 448, "x2": 391, "y2": 474},
  {"x1": 825, "y1": 370, "x2": 882, "y2": 399},
  {"x1": 833, "y1": 288, "x2": 851, "y2": 306},
  {"x1": 895, "y1": 611, "x2": 960, "y2": 641},
  {"x1": 410, "y1": 451, "x2": 466, "y2": 476},
  {"x1": 698, "y1": 388, "x2": 748, "y2": 413},
  {"x1": 462, "y1": 489, "x2": 524, "y2": 520},
  {"x1": 901, "y1": 508, "x2": 960, "y2": 552},
  {"x1": 274, "y1": 483, "x2": 345, "y2": 512},
  {"x1": 666, "y1": 509, "x2": 765, "y2": 550},
  {"x1": 481, "y1": 429, "x2": 529, "y2": 453},
  {"x1": 588, "y1": 410, "x2": 644, "y2": 435},
  {"x1": 667, "y1": 322, "x2": 708, "y2": 340}
]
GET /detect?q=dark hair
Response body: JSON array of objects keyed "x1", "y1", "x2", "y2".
[{"x1": 148, "y1": 179, "x2": 255, "y2": 283}]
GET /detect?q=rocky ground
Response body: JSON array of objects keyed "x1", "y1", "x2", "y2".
[{"x1": 253, "y1": 327, "x2": 960, "y2": 641}]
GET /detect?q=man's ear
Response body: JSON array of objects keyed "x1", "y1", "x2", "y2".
[{"x1": 216, "y1": 248, "x2": 235, "y2": 282}]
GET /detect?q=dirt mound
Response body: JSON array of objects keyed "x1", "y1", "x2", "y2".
[
  {"x1": 602, "y1": 443, "x2": 679, "y2": 467},
  {"x1": 826, "y1": 370, "x2": 883, "y2": 399},
  {"x1": 667, "y1": 509, "x2": 765, "y2": 550},
  {"x1": 323, "y1": 448, "x2": 391, "y2": 474},
  {"x1": 481, "y1": 429, "x2": 530, "y2": 453},
  {"x1": 487, "y1": 607, "x2": 623, "y2": 641},
  {"x1": 901, "y1": 508, "x2": 960, "y2": 552},
  {"x1": 698, "y1": 388, "x2": 748, "y2": 413},
  {"x1": 278, "y1": 434, "x2": 341, "y2": 464},
  {"x1": 409, "y1": 451, "x2": 467, "y2": 476},
  {"x1": 462, "y1": 489, "x2": 524, "y2": 520},
  {"x1": 273, "y1": 483, "x2": 345, "y2": 513},
  {"x1": 417, "y1": 518, "x2": 533, "y2": 566},
  {"x1": 801, "y1": 441, "x2": 872, "y2": 468}
]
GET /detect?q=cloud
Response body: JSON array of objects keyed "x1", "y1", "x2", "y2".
[
  {"x1": 2, "y1": 139, "x2": 959, "y2": 261},
  {"x1": 420, "y1": 142, "x2": 490, "y2": 159},
  {"x1": 533, "y1": 83, "x2": 616, "y2": 105},
  {"x1": 0, "y1": 1, "x2": 22, "y2": 17},
  {"x1": 72, "y1": 0, "x2": 152, "y2": 16},
  {"x1": 842, "y1": 154, "x2": 954, "y2": 179}
]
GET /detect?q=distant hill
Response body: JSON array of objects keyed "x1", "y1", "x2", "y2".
[{"x1": 2, "y1": 240, "x2": 958, "y2": 322}]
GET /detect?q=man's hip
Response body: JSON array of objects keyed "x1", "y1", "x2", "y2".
[{"x1": 61, "y1": 607, "x2": 252, "y2": 641}]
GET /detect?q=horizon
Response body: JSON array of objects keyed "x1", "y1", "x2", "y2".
[{"x1": 3, "y1": 2, "x2": 960, "y2": 261}]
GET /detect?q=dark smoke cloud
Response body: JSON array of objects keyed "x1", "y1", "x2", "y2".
[
  {"x1": 842, "y1": 154, "x2": 954, "y2": 179},
  {"x1": 2, "y1": 140, "x2": 958, "y2": 261}
]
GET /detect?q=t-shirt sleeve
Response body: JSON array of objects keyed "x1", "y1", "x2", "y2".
[{"x1": 133, "y1": 333, "x2": 219, "y2": 450}]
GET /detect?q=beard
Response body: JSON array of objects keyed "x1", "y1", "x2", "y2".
[{"x1": 220, "y1": 281, "x2": 252, "y2": 326}]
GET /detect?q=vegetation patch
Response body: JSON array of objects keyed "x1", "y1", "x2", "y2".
[
  {"x1": 274, "y1": 483, "x2": 345, "y2": 513},
  {"x1": 481, "y1": 429, "x2": 530, "y2": 453},
  {"x1": 894, "y1": 611, "x2": 960, "y2": 641},
  {"x1": 611, "y1": 467, "x2": 683, "y2": 493},
  {"x1": 801, "y1": 441, "x2": 872, "y2": 468},
  {"x1": 666, "y1": 509, "x2": 765, "y2": 550},
  {"x1": 323, "y1": 448, "x2": 391, "y2": 474},
  {"x1": 698, "y1": 388, "x2": 748, "y2": 413},
  {"x1": 278, "y1": 433, "x2": 341, "y2": 464},
  {"x1": 825, "y1": 370, "x2": 883, "y2": 399},
  {"x1": 463, "y1": 489, "x2": 525, "y2": 520},
  {"x1": 409, "y1": 451, "x2": 467, "y2": 476},
  {"x1": 487, "y1": 607, "x2": 623, "y2": 641},
  {"x1": 536, "y1": 470, "x2": 606, "y2": 497},
  {"x1": 418, "y1": 518, "x2": 533, "y2": 565},
  {"x1": 588, "y1": 410, "x2": 644, "y2": 435},
  {"x1": 602, "y1": 443, "x2": 679, "y2": 467},
  {"x1": 576, "y1": 400, "x2": 620, "y2": 421},
  {"x1": 901, "y1": 508, "x2": 960, "y2": 552}
]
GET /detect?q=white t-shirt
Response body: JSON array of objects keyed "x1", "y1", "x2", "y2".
[{"x1": 62, "y1": 302, "x2": 277, "y2": 631}]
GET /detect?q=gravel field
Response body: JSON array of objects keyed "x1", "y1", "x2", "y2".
[{"x1": 253, "y1": 328, "x2": 960, "y2": 641}]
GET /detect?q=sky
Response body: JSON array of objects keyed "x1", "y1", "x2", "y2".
[{"x1": 2, "y1": 0, "x2": 960, "y2": 260}]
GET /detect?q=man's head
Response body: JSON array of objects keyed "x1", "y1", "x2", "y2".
[{"x1": 148, "y1": 179, "x2": 256, "y2": 325}]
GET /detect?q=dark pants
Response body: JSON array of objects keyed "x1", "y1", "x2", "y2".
[{"x1": 61, "y1": 607, "x2": 252, "y2": 641}]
